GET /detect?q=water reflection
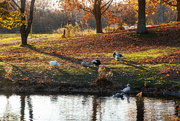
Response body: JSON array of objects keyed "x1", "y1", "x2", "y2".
[{"x1": 0, "y1": 94, "x2": 179, "y2": 121}]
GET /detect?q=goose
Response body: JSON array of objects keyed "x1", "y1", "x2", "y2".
[
  {"x1": 121, "y1": 84, "x2": 131, "y2": 93},
  {"x1": 113, "y1": 93, "x2": 124, "y2": 98},
  {"x1": 50, "y1": 60, "x2": 60, "y2": 66},
  {"x1": 81, "y1": 61, "x2": 91, "y2": 67},
  {"x1": 92, "y1": 60, "x2": 101, "y2": 66},
  {"x1": 113, "y1": 51, "x2": 123, "y2": 61}
]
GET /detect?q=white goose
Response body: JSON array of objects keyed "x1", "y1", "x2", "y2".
[
  {"x1": 50, "y1": 60, "x2": 60, "y2": 66},
  {"x1": 121, "y1": 84, "x2": 131, "y2": 93}
]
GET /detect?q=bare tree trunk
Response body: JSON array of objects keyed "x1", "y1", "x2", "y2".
[
  {"x1": 177, "y1": 0, "x2": 180, "y2": 21},
  {"x1": 159, "y1": 0, "x2": 165, "y2": 24},
  {"x1": 93, "y1": 0, "x2": 103, "y2": 33},
  {"x1": 136, "y1": 98, "x2": 144, "y2": 121},
  {"x1": 20, "y1": 0, "x2": 35, "y2": 45},
  {"x1": 95, "y1": 13, "x2": 103, "y2": 33},
  {"x1": 137, "y1": 0, "x2": 147, "y2": 34}
]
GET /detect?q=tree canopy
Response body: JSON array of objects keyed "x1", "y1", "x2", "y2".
[{"x1": 0, "y1": 0, "x2": 22, "y2": 29}]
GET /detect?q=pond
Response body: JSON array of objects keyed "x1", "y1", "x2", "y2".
[{"x1": 0, "y1": 93, "x2": 179, "y2": 121}]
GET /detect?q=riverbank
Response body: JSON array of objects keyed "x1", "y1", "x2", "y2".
[{"x1": 0, "y1": 22, "x2": 180, "y2": 97}]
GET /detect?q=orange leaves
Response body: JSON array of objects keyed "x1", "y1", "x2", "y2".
[
  {"x1": 178, "y1": 108, "x2": 180, "y2": 112},
  {"x1": 136, "y1": 92, "x2": 142, "y2": 98},
  {"x1": 19, "y1": 77, "x2": 29, "y2": 81},
  {"x1": 166, "y1": 74, "x2": 170, "y2": 78},
  {"x1": 169, "y1": 115, "x2": 178, "y2": 121}
]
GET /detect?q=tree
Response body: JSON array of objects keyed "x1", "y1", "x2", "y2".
[
  {"x1": 1, "y1": 0, "x2": 35, "y2": 45},
  {"x1": 163, "y1": 0, "x2": 180, "y2": 21},
  {"x1": 19, "y1": 0, "x2": 35, "y2": 45},
  {"x1": 137, "y1": 0, "x2": 147, "y2": 34},
  {"x1": 61, "y1": 0, "x2": 117, "y2": 33},
  {"x1": 0, "y1": 1, "x2": 22, "y2": 29}
]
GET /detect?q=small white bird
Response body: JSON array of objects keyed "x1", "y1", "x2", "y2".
[
  {"x1": 50, "y1": 60, "x2": 60, "y2": 66},
  {"x1": 92, "y1": 60, "x2": 101, "y2": 66},
  {"x1": 81, "y1": 61, "x2": 91, "y2": 67},
  {"x1": 113, "y1": 51, "x2": 123, "y2": 61},
  {"x1": 121, "y1": 84, "x2": 131, "y2": 93}
]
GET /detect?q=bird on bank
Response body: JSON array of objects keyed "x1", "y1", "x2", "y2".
[
  {"x1": 113, "y1": 51, "x2": 123, "y2": 61},
  {"x1": 121, "y1": 84, "x2": 131, "y2": 93},
  {"x1": 92, "y1": 60, "x2": 101, "y2": 66},
  {"x1": 81, "y1": 61, "x2": 91, "y2": 67},
  {"x1": 50, "y1": 60, "x2": 60, "y2": 66}
]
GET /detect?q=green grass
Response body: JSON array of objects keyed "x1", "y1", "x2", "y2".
[
  {"x1": 0, "y1": 34, "x2": 61, "y2": 42},
  {"x1": 0, "y1": 33, "x2": 179, "y2": 90}
]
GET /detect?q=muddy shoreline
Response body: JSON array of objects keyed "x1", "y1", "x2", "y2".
[{"x1": 0, "y1": 82, "x2": 179, "y2": 98}]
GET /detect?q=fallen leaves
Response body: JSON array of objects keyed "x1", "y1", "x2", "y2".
[{"x1": 0, "y1": 22, "x2": 180, "y2": 89}]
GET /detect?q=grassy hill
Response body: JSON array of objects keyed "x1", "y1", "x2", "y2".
[{"x1": 0, "y1": 22, "x2": 179, "y2": 94}]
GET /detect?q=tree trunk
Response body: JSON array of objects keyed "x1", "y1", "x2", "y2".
[
  {"x1": 136, "y1": 98, "x2": 144, "y2": 121},
  {"x1": 20, "y1": 27, "x2": 28, "y2": 45},
  {"x1": 20, "y1": 0, "x2": 35, "y2": 45},
  {"x1": 137, "y1": 0, "x2": 147, "y2": 34},
  {"x1": 93, "y1": 0, "x2": 103, "y2": 33},
  {"x1": 177, "y1": 0, "x2": 180, "y2": 21},
  {"x1": 159, "y1": 0, "x2": 165, "y2": 24},
  {"x1": 95, "y1": 14, "x2": 103, "y2": 33}
]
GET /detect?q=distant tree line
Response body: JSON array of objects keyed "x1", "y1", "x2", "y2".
[{"x1": 0, "y1": 1, "x2": 177, "y2": 34}]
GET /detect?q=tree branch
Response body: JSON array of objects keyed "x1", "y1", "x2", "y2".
[
  {"x1": 101, "y1": 0, "x2": 113, "y2": 15},
  {"x1": 101, "y1": 0, "x2": 112, "y2": 9},
  {"x1": 163, "y1": 0, "x2": 177, "y2": 7},
  {"x1": 80, "y1": 6, "x2": 93, "y2": 13},
  {"x1": 11, "y1": 0, "x2": 21, "y2": 9}
]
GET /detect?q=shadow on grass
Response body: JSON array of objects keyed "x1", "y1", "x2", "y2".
[{"x1": 21, "y1": 44, "x2": 83, "y2": 64}]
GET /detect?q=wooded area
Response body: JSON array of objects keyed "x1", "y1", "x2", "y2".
[{"x1": 0, "y1": 0, "x2": 179, "y2": 45}]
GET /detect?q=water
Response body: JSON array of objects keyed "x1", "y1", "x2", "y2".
[{"x1": 0, "y1": 93, "x2": 179, "y2": 121}]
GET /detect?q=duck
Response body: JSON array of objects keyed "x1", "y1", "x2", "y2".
[
  {"x1": 113, "y1": 93, "x2": 124, "y2": 98},
  {"x1": 113, "y1": 51, "x2": 123, "y2": 61},
  {"x1": 50, "y1": 60, "x2": 60, "y2": 66},
  {"x1": 121, "y1": 84, "x2": 131, "y2": 93},
  {"x1": 92, "y1": 60, "x2": 101, "y2": 66},
  {"x1": 81, "y1": 61, "x2": 91, "y2": 67}
]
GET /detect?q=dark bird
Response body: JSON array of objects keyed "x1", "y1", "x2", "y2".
[
  {"x1": 92, "y1": 60, "x2": 101, "y2": 66},
  {"x1": 113, "y1": 51, "x2": 123, "y2": 61},
  {"x1": 113, "y1": 93, "x2": 124, "y2": 98}
]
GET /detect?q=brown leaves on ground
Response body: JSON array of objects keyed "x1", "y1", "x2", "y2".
[
  {"x1": 0, "y1": 22, "x2": 180, "y2": 87},
  {"x1": 135, "y1": 52, "x2": 180, "y2": 64},
  {"x1": 156, "y1": 65, "x2": 180, "y2": 79}
]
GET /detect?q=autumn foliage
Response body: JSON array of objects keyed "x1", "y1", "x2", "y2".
[{"x1": 0, "y1": 22, "x2": 180, "y2": 92}]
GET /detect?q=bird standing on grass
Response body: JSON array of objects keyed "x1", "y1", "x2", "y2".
[
  {"x1": 121, "y1": 84, "x2": 131, "y2": 93},
  {"x1": 92, "y1": 60, "x2": 101, "y2": 66},
  {"x1": 113, "y1": 51, "x2": 123, "y2": 61},
  {"x1": 50, "y1": 60, "x2": 60, "y2": 66},
  {"x1": 81, "y1": 61, "x2": 91, "y2": 67}
]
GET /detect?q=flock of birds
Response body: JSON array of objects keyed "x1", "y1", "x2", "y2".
[
  {"x1": 81, "y1": 51, "x2": 123, "y2": 67},
  {"x1": 49, "y1": 51, "x2": 130, "y2": 98}
]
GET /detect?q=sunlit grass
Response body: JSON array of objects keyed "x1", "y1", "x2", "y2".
[
  {"x1": 0, "y1": 32, "x2": 179, "y2": 89},
  {"x1": 0, "y1": 34, "x2": 61, "y2": 42}
]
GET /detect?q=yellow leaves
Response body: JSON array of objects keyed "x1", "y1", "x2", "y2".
[{"x1": 169, "y1": 115, "x2": 178, "y2": 121}]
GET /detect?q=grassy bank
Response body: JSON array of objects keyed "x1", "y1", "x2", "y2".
[
  {"x1": 0, "y1": 22, "x2": 179, "y2": 93},
  {"x1": 0, "y1": 34, "x2": 60, "y2": 42}
]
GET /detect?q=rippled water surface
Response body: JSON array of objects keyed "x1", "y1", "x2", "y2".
[{"x1": 0, "y1": 93, "x2": 179, "y2": 121}]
